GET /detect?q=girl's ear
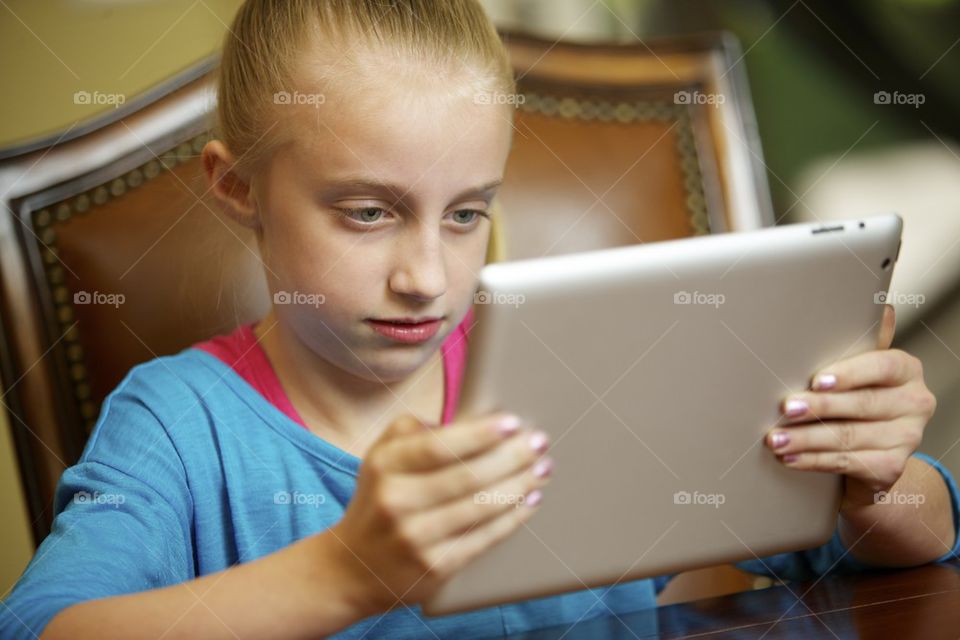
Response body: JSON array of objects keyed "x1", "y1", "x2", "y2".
[{"x1": 202, "y1": 140, "x2": 260, "y2": 230}]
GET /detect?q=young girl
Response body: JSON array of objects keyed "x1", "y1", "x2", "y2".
[{"x1": 3, "y1": 1, "x2": 959, "y2": 638}]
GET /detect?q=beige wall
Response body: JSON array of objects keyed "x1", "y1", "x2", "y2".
[{"x1": 0, "y1": 0, "x2": 244, "y2": 149}]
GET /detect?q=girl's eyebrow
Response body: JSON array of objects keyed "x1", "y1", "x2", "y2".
[{"x1": 322, "y1": 178, "x2": 503, "y2": 203}]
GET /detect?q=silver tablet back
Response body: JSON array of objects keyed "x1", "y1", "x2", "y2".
[{"x1": 424, "y1": 213, "x2": 902, "y2": 616}]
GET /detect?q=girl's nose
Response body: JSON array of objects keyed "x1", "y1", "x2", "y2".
[{"x1": 389, "y1": 230, "x2": 447, "y2": 301}]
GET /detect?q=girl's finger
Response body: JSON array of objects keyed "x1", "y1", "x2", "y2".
[
  {"x1": 877, "y1": 303, "x2": 896, "y2": 350},
  {"x1": 766, "y1": 419, "x2": 908, "y2": 455},
  {"x1": 424, "y1": 489, "x2": 542, "y2": 578},
  {"x1": 385, "y1": 414, "x2": 428, "y2": 438},
  {"x1": 778, "y1": 385, "x2": 918, "y2": 424},
  {"x1": 807, "y1": 349, "x2": 921, "y2": 393},
  {"x1": 778, "y1": 448, "x2": 905, "y2": 489},
  {"x1": 376, "y1": 413, "x2": 525, "y2": 473},
  {"x1": 392, "y1": 428, "x2": 549, "y2": 510},
  {"x1": 402, "y1": 458, "x2": 552, "y2": 546}
]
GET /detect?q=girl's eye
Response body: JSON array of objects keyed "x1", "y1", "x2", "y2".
[
  {"x1": 450, "y1": 209, "x2": 490, "y2": 226},
  {"x1": 336, "y1": 207, "x2": 490, "y2": 229},
  {"x1": 340, "y1": 207, "x2": 387, "y2": 225}
]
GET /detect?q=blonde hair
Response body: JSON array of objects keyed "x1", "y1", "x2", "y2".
[{"x1": 214, "y1": 0, "x2": 513, "y2": 262}]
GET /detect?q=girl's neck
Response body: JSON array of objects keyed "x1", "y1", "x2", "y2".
[{"x1": 253, "y1": 309, "x2": 444, "y2": 456}]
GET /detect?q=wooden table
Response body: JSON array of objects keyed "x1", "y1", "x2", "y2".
[{"x1": 505, "y1": 560, "x2": 960, "y2": 638}]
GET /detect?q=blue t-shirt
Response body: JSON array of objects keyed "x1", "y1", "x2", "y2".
[{"x1": 2, "y1": 348, "x2": 959, "y2": 639}]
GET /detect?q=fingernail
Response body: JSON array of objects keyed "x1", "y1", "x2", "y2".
[
  {"x1": 496, "y1": 414, "x2": 522, "y2": 435},
  {"x1": 525, "y1": 489, "x2": 543, "y2": 507},
  {"x1": 784, "y1": 398, "x2": 808, "y2": 417},
  {"x1": 813, "y1": 373, "x2": 837, "y2": 390},
  {"x1": 533, "y1": 457, "x2": 554, "y2": 478},
  {"x1": 782, "y1": 453, "x2": 799, "y2": 463},
  {"x1": 529, "y1": 431, "x2": 549, "y2": 453},
  {"x1": 770, "y1": 432, "x2": 790, "y2": 449}
]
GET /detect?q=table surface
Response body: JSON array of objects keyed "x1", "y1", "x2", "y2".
[{"x1": 503, "y1": 560, "x2": 960, "y2": 639}]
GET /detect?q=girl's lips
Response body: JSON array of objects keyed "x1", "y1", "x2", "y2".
[{"x1": 366, "y1": 318, "x2": 443, "y2": 344}]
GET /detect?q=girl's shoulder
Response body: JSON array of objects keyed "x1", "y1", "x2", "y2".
[
  {"x1": 108, "y1": 345, "x2": 243, "y2": 413},
  {"x1": 79, "y1": 343, "x2": 278, "y2": 475},
  {"x1": 86, "y1": 343, "x2": 256, "y2": 457}
]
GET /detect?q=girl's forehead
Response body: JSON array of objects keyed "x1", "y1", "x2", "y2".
[
  {"x1": 297, "y1": 35, "x2": 483, "y2": 87},
  {"x1": 278, "y1": 83, "x2": 513, "y2": 175},
  {"x1": 291, "y1": 39, "x2": 505, "y2": 123}
]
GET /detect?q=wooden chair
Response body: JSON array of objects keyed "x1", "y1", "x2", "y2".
[
  {"x1": 0, "y1": 30, "x2": 774, "y2": 604},
  {"x1": 496, "y1": 30, "x2": 773, "y2": 260}
]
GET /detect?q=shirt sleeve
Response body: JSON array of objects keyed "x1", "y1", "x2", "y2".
[
  {"x1": 0, "y1": 366, "x2": 195, "y2": 639},
  {"x1": 652, "y1": 574, "x2": 674, "y2": 596},
  {"x1": 735, "y1": 451, "x2": 960, "y2": 582}
]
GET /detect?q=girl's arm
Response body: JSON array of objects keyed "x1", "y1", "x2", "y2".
[
  {"x1": 42, "y1": 529, "x2": 369, "y2": 640},
  {"x1": 40, "y1": 412, "x2": 551, "y2": 639},
  {"x1": 838, "y1": 454, "x2": 958, "y2": 567}
]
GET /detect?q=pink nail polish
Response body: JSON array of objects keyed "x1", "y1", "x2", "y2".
[
  {"x1": 784, "y1": 399, "x2": 808, "y2": 417},
  {"x1": 771, "y1": 432, "x2": 789, "y2": 449},
  {"x1": 813, "y1": 373, "x2": 837, "y2": 390},
  {"x1": 533, "y1": 458, "x2": 554, "y2": 478},
  {"x1": 782, "y1": 454, "x2": 799, "y2": 463},
  {"x1": 529, "y1": 431, "x2": 549, "y2": 453},
  {"x1": 496, "y1": 414, "x2": 521, "y2": 435},
  {"x1": 525, "y1": 489, "x2": 543, "y2": 507}
]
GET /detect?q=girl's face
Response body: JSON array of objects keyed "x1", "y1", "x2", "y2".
[{"x1": 252, "y1": 66, "x2": 513, "y2": 384}]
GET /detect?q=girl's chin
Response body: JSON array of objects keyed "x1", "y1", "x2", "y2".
[{"x1": 352, "y1": 343, "x2": 441, "y2": 382}]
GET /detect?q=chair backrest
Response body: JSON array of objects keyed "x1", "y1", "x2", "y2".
[
  {"x1": 497, "y1": 31, "x2": 773, "y2": 259},
  {"x1": 0, "y1": 31, "x2": 771, "y2": 550}
]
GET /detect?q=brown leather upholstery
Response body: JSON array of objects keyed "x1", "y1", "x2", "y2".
[
  {"x1": 498, "y1": 31, "x2": 772, "y2": 259},
  {"x1": 0, "y1": 30, "x2": 772, "y2": 603}
]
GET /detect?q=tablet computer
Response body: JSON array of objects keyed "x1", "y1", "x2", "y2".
[{"x1": 423, "y1": 213, "x2": 903, "y2": 616}]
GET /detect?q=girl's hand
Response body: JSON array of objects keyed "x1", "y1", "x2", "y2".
[
  {"x1": 327, "y1": 412, "x2": 552, "y2": 616},
  {"x1": 764, "y1": 304, "x2": 938, "y2": 508}
]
